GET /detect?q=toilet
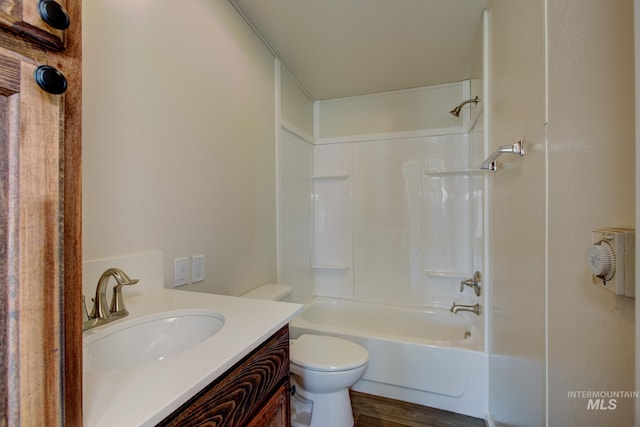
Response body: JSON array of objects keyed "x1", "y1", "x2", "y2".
[{"x1": 241, "y1": 284, "x2": 369, "y2": 427}]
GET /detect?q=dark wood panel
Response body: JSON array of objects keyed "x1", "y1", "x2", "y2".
[
  {"x1": 0, "y1": 52, "x2": 18, "y2": 95},
  {"x1": 159, "y1": 325, "x2": 290, "y2": 427},
  {"x1": 246, "y1": 385, "x2": 289, "y2": 427}
]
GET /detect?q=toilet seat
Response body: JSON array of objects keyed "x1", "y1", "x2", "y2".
[{"x1": 291, "y1": 334, "x2": 368, "y2": 372}]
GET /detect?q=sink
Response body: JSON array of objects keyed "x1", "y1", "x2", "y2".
[{"x1": 83, "y1": 309, "x2": 225, "y2": 372}]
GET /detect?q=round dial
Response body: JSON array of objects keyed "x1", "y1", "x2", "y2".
[{"x1": 587, "y1": 241, "x2": 616, "y2": 280}]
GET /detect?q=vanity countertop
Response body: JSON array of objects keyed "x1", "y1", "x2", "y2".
[{"x1": 83, "y1": 288, "x2": 302, "y2": 427}]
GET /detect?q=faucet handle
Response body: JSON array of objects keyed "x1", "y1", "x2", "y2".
[
  {"x1": 460, "y1": 271, "x2": 482, "y2": 296},
  {"x1": 109, "y1": 272, "x2": 139, "y2": 316}
]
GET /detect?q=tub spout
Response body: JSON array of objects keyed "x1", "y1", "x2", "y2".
[{"x1": 450, "y1": 303, "x2": 482, "y2": 316}]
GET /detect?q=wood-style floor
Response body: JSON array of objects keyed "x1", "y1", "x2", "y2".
[{"x1": 351, "y1": 391, "x2": 486, "y2": 427}]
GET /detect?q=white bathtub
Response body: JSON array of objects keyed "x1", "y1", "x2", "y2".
[{"x1": 289, "y1": 298, "x2": 487, "y2": 418}]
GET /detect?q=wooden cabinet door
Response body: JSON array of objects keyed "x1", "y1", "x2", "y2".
[
  {"x1": 0, "y1": 0, "x2": 67, "y2": 50},
  {"x1": 159, "y1": 326, "x2": 290, "y2": 427},
  {"x1": 246, "y1": 384, "x2": 290, "y2": 427}
]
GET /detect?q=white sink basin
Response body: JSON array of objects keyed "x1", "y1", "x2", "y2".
[{"x1": 83, "y1": 309, "x2": 225, "y2": 372}]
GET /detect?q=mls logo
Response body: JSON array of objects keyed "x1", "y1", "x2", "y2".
[{"x1": 587, "y1": 398, "x2": 617, "y2": 410}]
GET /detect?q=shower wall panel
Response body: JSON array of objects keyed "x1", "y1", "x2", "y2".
[
  {"x1": 312, "y1": 144, "x2": 354, "y2": 298},
  {"x1": 278, "y1": 128, "x2": 314, "y2": 303},
  {"x1": 312, "y1": 133, "x2": 483, "y2": 309},
  {"x1": 352, "y1": 139, "x2": 423, "y2": 306},
  {"x1": 316, "y1": 83, "x2": 465, "y2": 139},
  {"x1": 423, "y1": 134, "x2": 476, "y2": 308}
]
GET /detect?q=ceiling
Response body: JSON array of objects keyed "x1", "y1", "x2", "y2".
[{"x1": 230, "y1": 0, "x2": 488, "y2": 100}]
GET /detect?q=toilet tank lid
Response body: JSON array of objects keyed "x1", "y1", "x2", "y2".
[{"x1": 242, "y1": 283, "x2": 292, "y2": 301}]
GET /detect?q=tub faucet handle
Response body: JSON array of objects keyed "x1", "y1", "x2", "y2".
[{"x1": 460, "y1": 271, "x2": 482, "y2": 297}]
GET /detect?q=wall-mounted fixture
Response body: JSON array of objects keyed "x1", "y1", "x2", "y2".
[
  {"x1": 479, "y1": 140, "x2": 525, "y2": 172},
  {"x1": 449, "y1": 96, "x2": 479, "y2": 117},
  {"x1": 587, "y1": 228, "x2": 635, "y2": 297},
  {"x1": 460, "y1": 271, "x2": 482, "y2": 296},
  {"x1": 83, "y1": 268, "x2": 140, "y2": 331},
  {"x1": 450, "y1": 303, "x2": 482, "y2": 316}
]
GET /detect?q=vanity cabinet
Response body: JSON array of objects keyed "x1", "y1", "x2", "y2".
[
  {"x1": 159, "y1": 325, "x2": 291, "y2": 427},
  {"x1": 0, "y1": 1, "x2": 81, "y2": 425}
]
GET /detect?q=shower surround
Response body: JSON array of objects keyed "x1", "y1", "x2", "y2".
[
  {"x1": 312, "y1": 132, "x2": 484, "y2": 311},
  {"x1": 278, "y1": 78, "x2": 487, "y2": 416}
]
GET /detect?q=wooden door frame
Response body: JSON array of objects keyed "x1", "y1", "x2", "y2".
[{"x1": 61, "y1": 1, "x2": 82, "y2": 424}]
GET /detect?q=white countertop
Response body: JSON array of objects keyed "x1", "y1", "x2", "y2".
[{"x1": 83, "y1": 288, "x2": 302, "y2": 427}]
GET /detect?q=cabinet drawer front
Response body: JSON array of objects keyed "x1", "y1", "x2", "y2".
[{"x1": 159, "y1": 325, "x2": 290, "y2": 427}]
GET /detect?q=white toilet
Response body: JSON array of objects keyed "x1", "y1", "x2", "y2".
[{"x1": 241, "y1": 284, "x2": 369, "y2": 427}]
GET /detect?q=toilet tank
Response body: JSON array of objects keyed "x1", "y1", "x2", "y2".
[{"x1": 241, "y1": 284, "x2": 293, "y2": 302}]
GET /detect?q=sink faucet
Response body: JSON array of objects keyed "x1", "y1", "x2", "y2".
[
  {"x1": 83, "y1": 268, "x2": 139, "y2": 331},
  {"x1": 450, "y1": 303, "x2": 482, "y2": 316}
]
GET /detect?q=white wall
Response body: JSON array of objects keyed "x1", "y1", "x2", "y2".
[
  {"x1": 486, "y1": 1, "x2": 547, "y2": 425},
  {"x1": 83, "y1": 0, "x2": 278, "y2": 294},
  {"x1": 547, "y1": 0, "x2": 635, "y2": 424},
  {"x1": 488, "y1": 0, "x2": 636, "y2": 426}
]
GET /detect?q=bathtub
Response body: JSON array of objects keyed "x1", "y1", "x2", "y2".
[{"x1": 289, "y1": 298, "x2": 487, "y2": 418}]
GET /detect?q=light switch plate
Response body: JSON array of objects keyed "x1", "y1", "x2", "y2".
[
  {"x1": 192, "y1": 255, "x2": 205, "y2": 283},
  {"x1": 174, "y1": 257, "x2": 190, "y2": 287}
]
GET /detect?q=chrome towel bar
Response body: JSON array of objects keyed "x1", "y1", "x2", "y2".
[{"x1": 479, "y1": 140, "x2": 525, "y2": 172}]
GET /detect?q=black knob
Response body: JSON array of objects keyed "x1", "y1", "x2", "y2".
[
  {"x1": 34, "y1": 65, "x2": 67, "y2": 95},
  {"x1": 38, "y1": 0, "x2": 70, "y2": 30}
]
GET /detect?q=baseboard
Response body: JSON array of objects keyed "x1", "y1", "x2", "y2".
[{"x1": 485, "y1": 412, "x2": 497, "y2": 427}]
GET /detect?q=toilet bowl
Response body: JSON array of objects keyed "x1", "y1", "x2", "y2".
[
  {"x1": 241, "y1": 285, "x2": 369, "y2": 427},
  {"x1": 290, "y1": 334, "x2": 368, "y2": 427}
]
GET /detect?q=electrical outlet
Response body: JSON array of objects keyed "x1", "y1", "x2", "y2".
[
  {"x1": 192, "y1": 255, "x2": 205, "y2": 283},
  {"x1": 174, "y1": 257, "x2": 190, "y2": 287}
]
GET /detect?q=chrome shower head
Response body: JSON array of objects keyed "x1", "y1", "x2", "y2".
[{"x1": 449, "y1": 96, "x2": 479, "y2": 117}]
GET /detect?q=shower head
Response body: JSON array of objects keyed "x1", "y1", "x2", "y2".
[{"x1": 449, "y1": 96, "x2": 479, "y2": 117}]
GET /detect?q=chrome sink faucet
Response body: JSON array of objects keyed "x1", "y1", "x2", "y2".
[
  {"x1": 83, "y1": 268, "x2": 139, "y2": 331},
  {"x1": 450, "y1": 303, "x2": 482, "y2": 316}
]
